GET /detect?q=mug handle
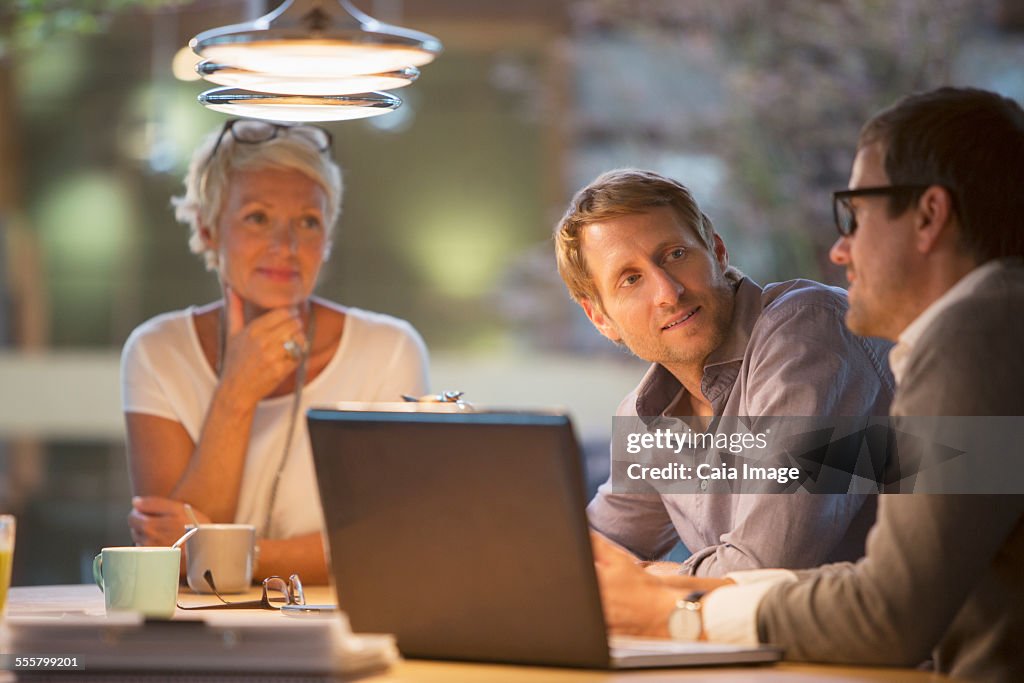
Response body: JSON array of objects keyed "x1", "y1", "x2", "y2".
[{"x1": 92, "y1": 553, "x2": 104, "y2": 593}]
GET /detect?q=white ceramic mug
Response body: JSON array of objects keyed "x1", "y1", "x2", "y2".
[{"x1": 184, "y1": 524, "x2": 256, "y2": 594}]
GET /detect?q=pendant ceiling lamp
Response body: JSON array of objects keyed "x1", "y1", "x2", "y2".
[
  {"x1": 196, "y1": 62, "x2": 419, "y2": 96},
  {"x1": 198, "y1": 88, "x2": 402, "y2": 122},
  {"x1": 189, "y1": 0, "x2": 442, "y2": 122}
]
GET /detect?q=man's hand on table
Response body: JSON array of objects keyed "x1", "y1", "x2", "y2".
[
  {"x1": 590, "y1": 531, "x2": 733, "y2": 638},
  {"x1": 640, "y1": 560, "x2": 685, "y2": 576}
]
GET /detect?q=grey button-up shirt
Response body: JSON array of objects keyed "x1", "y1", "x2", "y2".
[{"x1": 588, "y1": 276, "x2": 895, "y2": 576}]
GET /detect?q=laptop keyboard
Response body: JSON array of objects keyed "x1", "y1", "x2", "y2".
[{"x1": 610, "y1": 635, "x2": 758, "y2": 655}]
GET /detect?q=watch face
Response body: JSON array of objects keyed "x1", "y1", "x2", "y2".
[{"x1": 668, "y1": 604, "x2": 702, "y2": 641}]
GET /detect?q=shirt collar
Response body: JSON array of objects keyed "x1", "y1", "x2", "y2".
[
  {"x1": 888, "y1": 260, "x2": 1002, "y2": 385},
  {"x1": 704, "y1": 276, "x2": 763, "y2": 368}
]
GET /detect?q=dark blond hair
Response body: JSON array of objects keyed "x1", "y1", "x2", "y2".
[{"x1": 554, "y1": 169, "x2": 717, "y2": 304}]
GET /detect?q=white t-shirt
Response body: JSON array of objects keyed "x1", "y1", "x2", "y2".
[{"x1": 121, "y1": 304, "x2": 430, "y2": 539}]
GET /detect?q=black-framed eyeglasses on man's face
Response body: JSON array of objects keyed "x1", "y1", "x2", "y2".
[{"x1": 831, "y1": 185, "x2": 931, "y2": 237}]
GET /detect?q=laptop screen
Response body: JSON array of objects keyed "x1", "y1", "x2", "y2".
[{"x1": 307, "y1": 409, "x2": 612, "y2": 667}]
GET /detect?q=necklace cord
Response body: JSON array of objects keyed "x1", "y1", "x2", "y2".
[
  {"x1": 216, "y1": 301, "x2": 317, "y2": 540},
  {"x1": 262, "y1": 305, "x2": 314, "y2": 539}
]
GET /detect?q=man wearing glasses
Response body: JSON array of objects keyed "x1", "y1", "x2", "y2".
[
  {"x1": 554, "y1": 169, "x2": 895, "y2": 577},
  {"x1": 592, "y1": 87, "x2": 1024, "y2": 681}
]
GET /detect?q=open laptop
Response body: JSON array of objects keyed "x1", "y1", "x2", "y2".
[{"x1": 307, "y1": 408, "x2": 781, "y2": 669}]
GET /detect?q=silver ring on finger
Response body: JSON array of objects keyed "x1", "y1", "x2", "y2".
[{"x1": 283, "y1": 338, "x2": 302, "y2": 361}]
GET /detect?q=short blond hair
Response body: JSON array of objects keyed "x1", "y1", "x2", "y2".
[
  {"x1": 172, "y1": 125, "x2": 343, "y2": 270},
  {"x1": 553, "y1": 169, "x2": 717, "y2": 305}
]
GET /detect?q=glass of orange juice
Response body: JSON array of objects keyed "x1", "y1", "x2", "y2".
[{"x1": 0, "y1": 515, "x2": 15, "y2": 617}]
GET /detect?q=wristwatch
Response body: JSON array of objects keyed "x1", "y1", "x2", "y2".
[{"x1": 667, "y1": 591, "x2": 706, "y2": 641}]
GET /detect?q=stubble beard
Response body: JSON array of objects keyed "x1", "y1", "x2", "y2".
[
  {"x1": 844, "y1": 279, "x2": 903, "y2": 342},
  {"x1": 663, "y1": 293, "x2": 731, "y2": 368},
  {"x1": 626, "y1": 282, "x2": 734, "y2": 370},
  {"x1": 844, "y1": 301, "x2": 871, "y2": 338}
]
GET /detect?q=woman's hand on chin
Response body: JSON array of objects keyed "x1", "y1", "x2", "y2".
[{"x1": 218, "y1": 285, "x2": 307, "y2": 403}]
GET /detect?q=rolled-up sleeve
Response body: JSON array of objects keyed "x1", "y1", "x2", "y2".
[{"x1": 587, "y1": 474, "x2": 678, "y2": 560}]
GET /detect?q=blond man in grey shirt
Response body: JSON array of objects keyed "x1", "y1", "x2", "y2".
[{"x1": 555, "y1": 169, "x2": 894, "y2": 577}]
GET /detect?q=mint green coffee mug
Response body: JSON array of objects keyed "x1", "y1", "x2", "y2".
[{"x1": 92, "y1": 547, "x2": 180, "y2": 618}]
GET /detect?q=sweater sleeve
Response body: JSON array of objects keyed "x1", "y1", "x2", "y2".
[{"x1": 755, "y1": 294, "x2": 1024, "y2": 667}]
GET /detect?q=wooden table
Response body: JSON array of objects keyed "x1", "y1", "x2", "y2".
[{"x1": 3, "y1": 585, "x2": 953, "y2": 682}]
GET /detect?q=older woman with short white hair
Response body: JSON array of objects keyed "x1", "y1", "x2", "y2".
[{"x1": 122, "y1": 119, "x2": 429, "y2": 583}]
